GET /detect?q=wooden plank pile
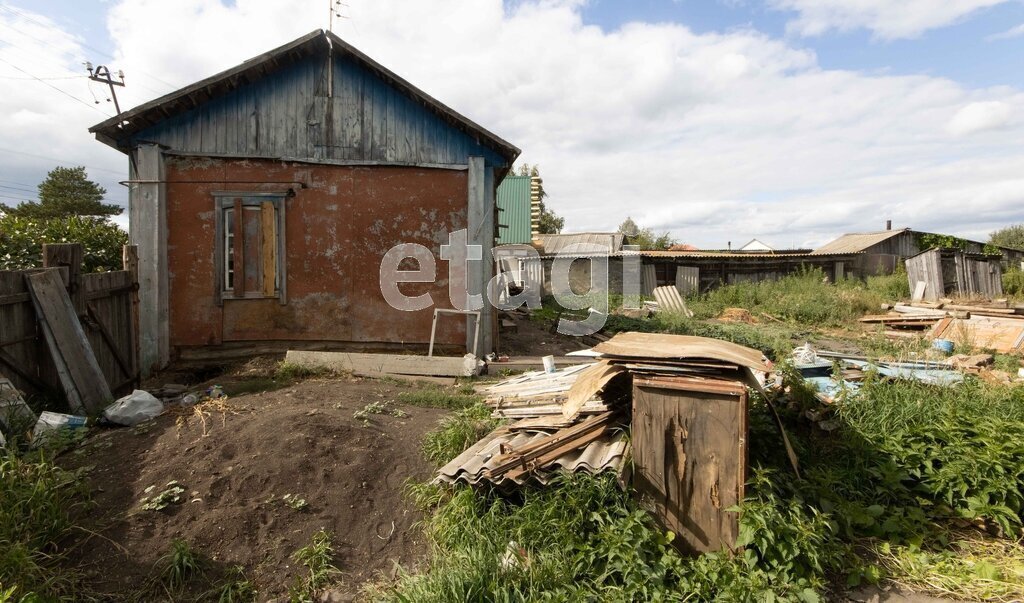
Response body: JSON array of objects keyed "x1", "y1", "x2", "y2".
[
  {"x1": 443, "y1": 332, "x2": 785, "y2": 557},
  {"x1": 439, "y1": 364, "x2": 631, "y2": 486},
  {"x1": 862, "y1": 300, "x2": 1024, "y2": 347}
]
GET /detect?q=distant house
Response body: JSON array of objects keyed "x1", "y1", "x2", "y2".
[
  {"x1": 738, "y1": 238, "x2": 774, "y2": 253},
  {"x1": 89, "y1": 30, "x2": 519, "y2": 373},
  {"x1": 811, "y1": 226, "x2": 1024, "y2": 274}
]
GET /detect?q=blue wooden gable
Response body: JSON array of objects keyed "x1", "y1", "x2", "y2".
[{"x1": 93, "y1": 31, "x2": 517, "y2": 168}]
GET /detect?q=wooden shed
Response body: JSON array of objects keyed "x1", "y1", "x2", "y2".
[
  {"x1": 89, "y1": 30, "x2": 519, "y2": 373},
  {"x1": 904, "y1": 248, "x2": 1003, "y2": 302}
]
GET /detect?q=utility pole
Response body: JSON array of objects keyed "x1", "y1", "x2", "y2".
[{"x1": 85, "y1": 63, "x2": 125, "y2": 115}]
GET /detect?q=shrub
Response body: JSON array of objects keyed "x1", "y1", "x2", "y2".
[
  {"x1": 1003, "y1": 268, "x2": 1024, "y2": 297},
  {"x1": 687, "y1": 267, "x2": 881, "y2": 326},
  {"x1": 0, "y1": 215, "x2": 127, "y2": 273}
]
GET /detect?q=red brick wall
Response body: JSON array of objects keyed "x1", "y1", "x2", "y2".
[{"x1": 165, "y1": 157, "x2": 467, "y2": 351}]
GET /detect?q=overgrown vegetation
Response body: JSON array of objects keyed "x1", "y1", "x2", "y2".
[
  {"x1": 397, "y1": 387, "x2": 482, "y2": 410},
  {"x1": 421, "y1": 403, "x2": 504, "y2": 466},
  {"x1": 685, "y1": 268, "x2": 882, "y2": 326},
  {"x1": 289, "y1": 529, "x2": 340, "y2": 602},
  {"x1": 1004, "y1": 267, "x2": 1024, "y2": 297},
  {"x1": 386, "y1": 370, "x2": 1024, "y2": 601},
  {"x1": 0, "y1": 450, "x2": 89, "y2": 600},
  {"x1": 0, "y1": 214, "x2": 128, "y2": 272},
  {"x1": 990, "y1": 223, "x2": 1024, "y2": 251},
  {"x1": 157, "y1": 538, "x2": 206, "y2": 593}
]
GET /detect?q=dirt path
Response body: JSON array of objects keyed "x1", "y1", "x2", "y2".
[{"x1": 59, "y1": 376, "x2": 447, "y2": 600}]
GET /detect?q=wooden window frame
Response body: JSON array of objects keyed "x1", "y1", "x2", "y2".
[{"x1": 212, "y1": 191, "x2": 287, "y2": 305}]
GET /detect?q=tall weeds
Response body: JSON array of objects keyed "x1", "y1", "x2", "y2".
[
  {"x1": 0, "y1": 450, "x2": 89, "y2": 600},
  {"x1": 390, "y1": 373, "x2": 1024, "y2": 601}
]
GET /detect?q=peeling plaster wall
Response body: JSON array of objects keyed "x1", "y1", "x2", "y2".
[{"x1": 165, "y1": 157, "x2": 467, "y2": 351}]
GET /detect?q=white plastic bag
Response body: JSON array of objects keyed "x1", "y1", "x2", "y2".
[{"x1": 103, "y1": 390, "x2": 164, "y2": 426}]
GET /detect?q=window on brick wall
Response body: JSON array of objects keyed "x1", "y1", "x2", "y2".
[{"x1": 213, "y1": 193, "x2": 287, "y2": 303}]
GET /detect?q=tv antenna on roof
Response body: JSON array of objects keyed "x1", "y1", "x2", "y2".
[{"x1": 329, "y1": 0, "x2": 348, "y2": 32}]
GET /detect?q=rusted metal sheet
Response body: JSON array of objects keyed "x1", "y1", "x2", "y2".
[{"x1": 165, "y1": 157, "x2": 469, "y2": 350}]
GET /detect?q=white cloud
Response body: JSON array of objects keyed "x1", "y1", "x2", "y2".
[
  {"x1": 4, "y1": 1, "x2": 1024, "y2": 249},
  {"x1": 947, "y1": 101, "x2": 1013, "y2": 136},
  {"x1": 770, "y1": 0, "x2": 1009, "y2": 39},
  {"x1": 988, "y1": 22, "x2": 1024, "y2": 40},
  {"x1": 0, "y1": 6, "x2": 129, "y2": 215}
]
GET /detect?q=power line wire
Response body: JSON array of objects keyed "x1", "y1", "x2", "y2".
[
  {"x1": 0, "y1": 146, "x2": 125, "y2": 175},
  {"x1": 0, "y1": 3, "x2": 180, "y2": 93},
  {"x1": 0, "y1": 73, "x2": 85, "y2": 80},
  {"x1": 0, "y1": 56, "x2": 109, "y2": 115},
  {"x1": 0, "y1": 183, "x2": 36, "y2": 193}
]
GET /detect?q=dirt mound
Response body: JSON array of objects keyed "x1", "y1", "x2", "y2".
[
  {"x1": 717, "y1": 307, "x2": 758, "y2": 324},
  {"x1": 60, "y1": 377, "x2": 448, "y2": 599}
]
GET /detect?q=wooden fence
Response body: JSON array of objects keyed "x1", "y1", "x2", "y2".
[{"x1": 0, "y1": 243, "x2": 139, "y2": 405}]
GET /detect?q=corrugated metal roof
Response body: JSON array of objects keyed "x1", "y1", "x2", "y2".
[
  {"x1": 634, "y1": 250, "x2": 858, "y2": 259},
  {"x1": 537, "y1": 233, "x2": 625, "y2": 255},
  {"x1": 497, "y1": 176, "x2": 532, "y2": 244},
  {"x1": 811, "y1": 229, "x2": 909, "y2": 255},
  {"x1": 435, "y1": 425, "x2": 629, "y2": 486}
]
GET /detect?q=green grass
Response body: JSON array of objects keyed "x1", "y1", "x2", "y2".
[
  {"x1": 274, "y1": 361, "x2": 333, "y2": 381},
  {"x1": 397, "y1": 387, "x2": 483, "y2": 410},
  {"x1": 157, "y1": 538, "x2": 206, "y2": 593},
  {"x1": 686, "y1": 268, "x2": 883, "y2": 326},
  {"x1": 289, "y1": 529, "x2": 340, "y2": 602},
  {"x1": 994, "y1": 354, "x2": 1022, "y2": 374},
  {"x1": 210, "y1": 565, "x2": 256, "y2": 603},
  {"x1": 422, "y1": 403, "x2": 505, "y2": 466},
  {"x1": 385, "y1": 370, "x2": 1024, "y2": 602},
  {"x1": 0, "y1": 450, "x2": 90, "y2": 600}
]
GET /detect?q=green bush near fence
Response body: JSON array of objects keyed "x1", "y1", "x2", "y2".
[{"x1": 0, "y1": 215, "x2": 127, "y2": 273}]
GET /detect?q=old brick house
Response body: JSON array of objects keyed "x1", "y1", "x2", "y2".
[{"x1": 90, "y1": 30, "x2": 519, "y2": 373}]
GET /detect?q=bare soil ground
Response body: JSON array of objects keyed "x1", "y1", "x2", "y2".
[{"x1": 58, "y1": 370, "x2": 448, "y2": 600}]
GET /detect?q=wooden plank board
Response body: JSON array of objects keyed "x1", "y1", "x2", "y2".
[
  {"x1": 26, "y1": 269, "x2": 112, "y2": 413},
  {"x1": 632, "y1": 379, "x2": 746, "y2": 555},
  {"x1": 284, "y1": 350, "x2": 481, "y2": 377},
  {"x1": 261, "y1": 201, "x2": 277, "y2": 297},
  {"x1": 593, "y1": 332, "x2": 769, "y2": 371}
]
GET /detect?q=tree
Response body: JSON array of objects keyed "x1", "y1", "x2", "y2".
[
  {"x1": 0, "y1": 166, "x2": 121, "y2": 218},
  {"x1": 511, "y1": 163, "x2": 564, "y2": 234},
  {"x1": 990, "y1": 224, "x2": 1024, "y2": 251},
  {"x1": 617, "y1": 216, "x2": 675, "y2": 250},
  {"x1": 0, "y1": 214, "x2": 127, "y2": 272}
]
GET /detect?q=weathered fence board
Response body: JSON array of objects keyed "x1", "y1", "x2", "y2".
[{"x1": 0, "y1": 244, "x2": 139, "y2": 409}]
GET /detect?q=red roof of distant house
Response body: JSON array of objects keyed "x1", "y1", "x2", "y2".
[{"x1": 668, "y1": 243, "x2": 699, "y2": 251}]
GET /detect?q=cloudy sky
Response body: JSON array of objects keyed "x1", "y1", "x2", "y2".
[{"x1": 1, "y1": 0, "x2": 1023, "y2": 248}]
